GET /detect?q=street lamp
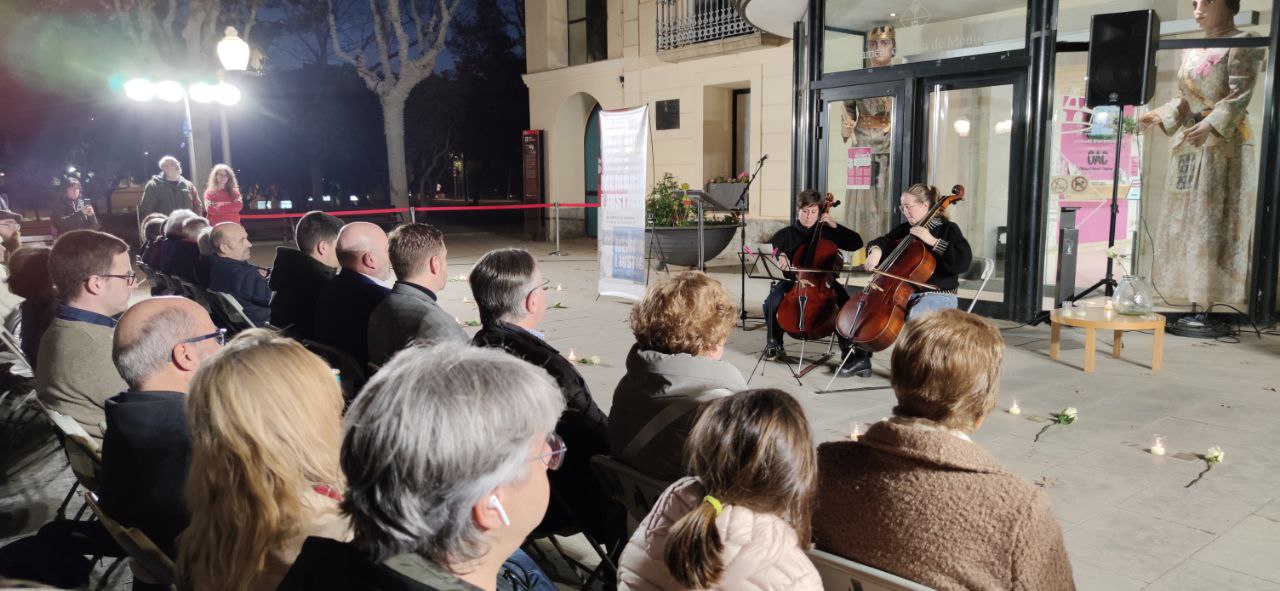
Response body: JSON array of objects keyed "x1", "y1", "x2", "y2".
[
  {"x1": 217, "y1": 27, "x2": 251, "y2": 72},
  {"x1": 124, "y1": 78, "x2": 243, "y2": 182}
]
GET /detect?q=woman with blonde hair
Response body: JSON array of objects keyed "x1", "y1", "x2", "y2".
[
  {"x1": 204, "y1": 163, "x2": 242, "y2": 226},
  {"x1": 177, "y1": 329, "x2": 349, "y2": 591},
  {"x1": 619, "y1": 388, "x2": 821, "y2": 590},
  {"x1": 609, "y1": 270, "x2": 746, "y2": 483}
]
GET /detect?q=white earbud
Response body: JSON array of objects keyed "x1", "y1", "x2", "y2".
[{"x1": 489, "y1": 495, "x2": 511, "y2": 527}]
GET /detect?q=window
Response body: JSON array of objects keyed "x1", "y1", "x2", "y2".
[
  {"x1": 568, "y1": 0, "x2": 607, "y2": 66},
  {"x1": 656, "y1": 99, "x2": 680, "y2": 130}
]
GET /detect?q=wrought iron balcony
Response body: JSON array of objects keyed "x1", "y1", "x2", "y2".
[{"x1": 657, "y1": 0, "x2": 758, "y2": 51}]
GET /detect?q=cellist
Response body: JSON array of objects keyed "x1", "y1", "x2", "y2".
[
  {"x1": 763, "y1": 190, "x2": 865, "y2": 376},
  {"x1": 845, "y1": 183, "x2": 972, "y2": 376}
]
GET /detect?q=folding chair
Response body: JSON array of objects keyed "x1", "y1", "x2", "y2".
[
  {"x1": 301, "y1": 340, "x2": 367, "y2": 402},
  {"x1": 524, "y1": 481, "x2": 620, "y2": 590},
  {"x1": 41, "y1": 403, "x2": 103, "y2": 520},
  {"x1": 963, "y1": 256, "x2": 995, "y2": 314},
  {"x1": 589, "y1": 455, "x2": 670, "y2": 532},
  {"x1": 207, "y1": 290, "x2": 257, "y2": 335},
  {"x1": 84, "y1": 492, "x2": 178, "y2": 590},
  {"x1": 807, "y1": 548, "x2": 933, "y2": 591},
  {"x1": 177, "y1": 279, "x2": 215, "y2": 313}
]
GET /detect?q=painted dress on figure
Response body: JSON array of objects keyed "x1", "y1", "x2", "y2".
[
  {"x1": 1149, "y1": 32, "x2": 1263, "y2": 307},
  {"x1": 841, "y1": 97, "x2": 893, "y2": 244}
]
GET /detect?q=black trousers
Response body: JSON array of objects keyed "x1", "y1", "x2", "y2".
[{"x1": 762, "y1": 280, "x2": 853, "y2": 351}]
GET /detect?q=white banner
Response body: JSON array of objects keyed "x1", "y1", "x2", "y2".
[{"x1": 597, "y1": 106, "x2": 649, "y2": 301}]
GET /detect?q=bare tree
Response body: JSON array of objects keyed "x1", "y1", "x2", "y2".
[{"x1": 328, "y1": 0, "x2": 462, "y2": 208}]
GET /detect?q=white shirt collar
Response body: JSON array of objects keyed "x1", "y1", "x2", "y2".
[{"x1": 360, "y1": 272, "x2": 394, "y2": 289}]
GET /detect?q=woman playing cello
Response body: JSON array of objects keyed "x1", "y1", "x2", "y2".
[
  {"x1": 762, "y1": 190, "x2": 865, "y2": 377},
  {"x1": 844, "y1": 183, "x2": 972, "y2": 377}
]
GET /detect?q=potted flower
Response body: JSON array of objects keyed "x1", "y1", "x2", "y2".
[{"x1": 645, "y1": 172, "x2": 740, "y2": 268}]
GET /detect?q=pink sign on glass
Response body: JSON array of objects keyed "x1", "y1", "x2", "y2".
[
  {"x1": 1058, "y1": 97, "x2": 1140, "y2": 183},
  {"x1": 847, "y1": 147, "x2": 872, "y2": 189}
]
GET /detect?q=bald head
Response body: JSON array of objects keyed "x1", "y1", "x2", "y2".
[
  {"x1": 211, "y1": 222, "x2": 252, "y2": 261},
  {"x1": 336, "y1": 222, "x2": 393, "y2": 281},
  {"x1": 113, "y1": 297, "x2": 220, "y2": 392}
]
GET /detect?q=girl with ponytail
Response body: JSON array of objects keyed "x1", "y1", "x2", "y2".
[{"x1": 617, "y1": 389, "x2": 822, "y2": 590}]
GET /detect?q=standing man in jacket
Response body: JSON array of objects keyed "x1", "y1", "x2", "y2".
[
  {"x1": 138, "y1": 156, "x2": 202, "y2": 224},
  {"x1": 367, "y1": 223, "x2": 466, "y2": 366},
  {"x1": 205, "y1": 222, "x2": 270, "y2": 326}
]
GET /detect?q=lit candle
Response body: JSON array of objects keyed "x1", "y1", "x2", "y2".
[
  {"x1": 567, "y1": 348, "x2": 578, "y2": 363},
  {"x1": 555, "y1": 284, "x2": 563, "y2": 291},
  {"x1": 1103, "y1": 299, "x2": 1114, "y2": 311},
  {"x1": 1008, "y1": 399, "x2": 1021, "y2": 415},
  {"x1": 850, "y1": 422, "x2": 865, "y2": 442},
  {"x1": 462, "y1": 296, "x2": 470, "y2": 303},
  {"x1": 1150, "y1": 435, "x2": 1165, "y2": 456}
]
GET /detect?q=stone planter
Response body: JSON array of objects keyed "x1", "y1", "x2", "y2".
[{"x1": 646, "y1": 224, "x2": 741, "y2": 268}]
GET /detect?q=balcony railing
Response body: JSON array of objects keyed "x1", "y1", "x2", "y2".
[{"x1": 657, "y1": 0, "x2": 758, "y2": 51}]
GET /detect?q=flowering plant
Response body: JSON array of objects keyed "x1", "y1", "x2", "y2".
[
  {"x1": 1187, "y1": 446, "x2": 1224, "y2": 488},
  {"x1": 706, "y1": 171, "x2": 750, "y2": 185},
  {"x1": 1105, "y1": 247, "x2": 1130, "y2": 275},
  {"x1": 646, "y1": 172, "x2": 735, "y2": 227}
]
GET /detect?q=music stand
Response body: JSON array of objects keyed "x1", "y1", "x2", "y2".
[{"x1": 673, "y1": 190, "x2": 735, "y2": 272}]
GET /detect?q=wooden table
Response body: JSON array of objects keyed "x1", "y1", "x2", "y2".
[{"x1": 1049, "y1": 307, "x2": 1165, "y2": 372}]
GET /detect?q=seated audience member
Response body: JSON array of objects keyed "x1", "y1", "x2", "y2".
[
  {"x1": 35, "y1": 230, "x2": 131, "y2": 440},
  {"x1": 313, "y1": 222, "x2": 392, "y2": 369},
  {"x1": 0, "y1": 209, "x2": 25, "y2": 320},
  {"x1": 177, "y1": 329, "x2": 350, "y2": 591},
  {"x1": 205, "y1": 223, "x2": 270, "y2": 326},
  {"x1": 194, "y1": 227, "x2": 214, "y2": 285},
  {"x1": 609, "y1": 271, "x2": 745, "y2": 483},
  {"x1": 619, "y1": 388, "x2": 821, "y2": 590},
  {"x1": 139, "y1": 212, "x2": 167, "y2": 263},
  {"x1": 101, "y1": 297, "x2": 222, "y2": 559},
  {"x1": 280, "y1": 345, "x2": 562, "y2": 591},
  {"x1": 160, "y1": 213, "x2": 207, "y2": 283},
  {"x1": 7, "y1": 246, "x2": 57, "y2": 366},
  {"x1": 270, "y1": 211, "x2": 343, "y2": 339},
  {"x1": 814, "y1": 309, "x2": 1074, "y2": 590},
  {"x1": 469, "y1": 248, "x2": 617, "y2": 541},
  {"x1": 367, "y1": 223, "x2": 465, "y2": 365}
]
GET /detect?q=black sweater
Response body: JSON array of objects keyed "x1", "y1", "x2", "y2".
[
  {"x1": 767, "y1": 221, "x2": 864, "y2": 259},
  {"x1": 867, "y1": 219, "x2": 972, "y2": 292}
]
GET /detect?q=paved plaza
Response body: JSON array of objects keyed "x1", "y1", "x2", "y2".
[{"x1": 4, "y1": 233, "x2": 1279, "y2": 589}]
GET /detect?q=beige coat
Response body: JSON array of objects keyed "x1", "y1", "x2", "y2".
[
  {"x1": 814, "y1": 420, "x2": 1075, "y2": 591},
  {"x1": 619, "y1": 477, "x2": 821, "y2": 591}
]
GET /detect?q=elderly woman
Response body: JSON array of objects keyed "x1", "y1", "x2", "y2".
[
  {"x1": 279, "y1": 344, "x2": 565, "y2": 590},
  {"x1": 814, "y1": 309, "x2": 1074, "y2": 590},
  {"x1": 469, "y1": 248, "x2": 617, "y2": 541},
  {"x1": 609, "y1": 271, "x2": 746, "y2": 483}
]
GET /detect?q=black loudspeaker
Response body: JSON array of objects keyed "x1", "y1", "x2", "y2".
[{"x1": 1086, "y1": 10, "x2": 1160, "y2": 107}]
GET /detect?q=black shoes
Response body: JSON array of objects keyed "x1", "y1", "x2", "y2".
[
  {"x1": 764, "y1": 342, "x2": 784, "y2": 361},
  {"x1": 837, "y1": 349, "x2": 873, "y2": 378}
]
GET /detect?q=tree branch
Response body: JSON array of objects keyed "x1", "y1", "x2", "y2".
[
  {"x1": 368, "y1": 0, "x2": 395, "y2": 83},
  {"x1": 386, "y1": 0, "x2": 411, "y2": 73},
  {"x1": 328, "y1": 0, "x2": 385, "y2": 93},
  {"x1": 242, "y1": 0, "x2": 261, "y2": 42}
]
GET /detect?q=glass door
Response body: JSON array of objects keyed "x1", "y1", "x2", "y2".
[
  {"x1": 817, "y1": 82, "x2": 908, "y2": 267},
  {"x1": 921, "y1": 78, "x2": 1021, "y2": 308}
]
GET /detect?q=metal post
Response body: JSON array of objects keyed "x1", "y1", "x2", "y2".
[
  {"x1": 409, "y1": 205, "x2": 417, "y2": 224},
  {"x1": 219, "y1": 107, "x2": 231, "y2": 166},
  {"x1": 696, "y1": 198, "x2": 706, "y2": 271},
  {"x1": 182, "y1": 94, "x2": 197, "y2": 189},
  {"x1": 548, "y1": 203, "x2": 568, "y2": 256}
]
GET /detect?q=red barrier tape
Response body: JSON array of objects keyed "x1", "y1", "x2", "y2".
[{"x1": 240, "y1": 202, "x2": 600, "y2": 221}]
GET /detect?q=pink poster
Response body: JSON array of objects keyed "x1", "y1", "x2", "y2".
[
  {"x1": 1058, "y1": 97, "x2": 1140, "y2": 182},
  {"x1": 847, "y1": 147, "x2": 872, "y2": 189}
]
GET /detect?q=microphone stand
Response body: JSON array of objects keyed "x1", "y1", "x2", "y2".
[{"x1": 736, "y1": 156, "x2": 767, "y2": 330}]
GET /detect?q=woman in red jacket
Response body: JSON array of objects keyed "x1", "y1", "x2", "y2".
[{"x1": 204, "y1": 164, "x2": 243, "y2": 226}]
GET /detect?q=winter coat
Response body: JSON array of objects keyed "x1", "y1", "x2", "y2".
[
  {"x1": 268, "y1": 247, "x2": 336, "y2": 340},
  {"x1": 313, "y1": 269, "x2": 390, "y2": 369},
  {"x1": 138, "y1": 174, "x2": 201, "y2": 222},
  {"x1": 205, "y1": 187, "x2": 242, "y2": 226},
  {"x1": 618, "y1": 477, "x2": 822, "y2": 591},
  {"x1": 814, "y1": 420, "x2": 1075, "y2": 591},
  {"x1": 205, "y1": 254, "x2": 271, "y2": 326},
  {"x1": 608, "y1": 345, "x2": 747, "y2": 483},
  {"x1": 53, "y1": 198, "x2": 99, "y2": 234}
]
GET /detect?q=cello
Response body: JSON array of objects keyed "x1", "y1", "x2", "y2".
[
  {"x1": 836, "y1": 185, "x2": 965, "y2": 352},
  {"x1": 776, "y1": 193, "x2": 844, "y2": 341}
]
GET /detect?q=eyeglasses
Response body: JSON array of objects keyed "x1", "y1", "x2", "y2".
[
  {"x1": 527, "y1": 278, "x2": 551, "y2": 298},
  {"x1": 99, "y1": 271, "x2": 138, "y2": 286},
  {"x1": 898, "y1": 201, "x2": 925, "y2": 213},
  {"x1": 533, "y1": 432, "x2": 567, "y2": 471},
  {"x1": 180, "y1": 328, "x2": 227, "y2": 347}
]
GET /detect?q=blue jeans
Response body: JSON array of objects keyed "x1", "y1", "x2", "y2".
[
  {"x1": 907, "y1": 292, "x2": 958, "y2": 320},
  {"x1": 500, "y1": 548, "x2": 558, "y2": 591}
]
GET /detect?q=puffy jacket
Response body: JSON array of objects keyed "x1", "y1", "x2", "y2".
[
  {"x1": 618, "y1": 477, "x2": 822, "y2": 591},
  {"x1": 205, "y1": 254, "x2": 271, "y2": 325}
]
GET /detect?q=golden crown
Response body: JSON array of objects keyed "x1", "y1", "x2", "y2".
[{"x1": 868, "y1": 25, "x2": 896, "y2": 42}]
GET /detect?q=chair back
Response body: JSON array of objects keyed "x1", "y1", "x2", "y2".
[
  {"x1": 0, "y1": 325, "x2": 32, "y2": 372},
  {"x1": 45, "y1": 408, "x2": 103, "y2": 492},
  {"x1": 301, "y1": 339, "x2": 367, "y2": 402},
  {"x1": 83, "y1": 492, "x2": 177, "y2": 589},
  {"x1": 807, "y1": 549, "x2": 934, "y2": 591},
  {"x1": 177, "y1": 279, "x2": 214, "y2": 313},
  {"x1": 963, "y1": 256, "x2": 995, "y2": 314},
  {"x1": 589, "y1": 455, "x2": 670, "y2": 528},
  {"x1": 208, "y1": 290, "x2": 257, "y2": 334}
]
